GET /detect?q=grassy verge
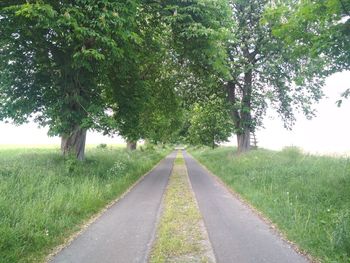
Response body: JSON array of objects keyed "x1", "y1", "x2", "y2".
[
  {"x1": 189, "y1": 146, "x2": 350, "y2": 262},
  {"x1": 0, "y1": 145, "x2": 170, "y2": 263},
  {"x1": 149, "y1": 151, "x2": 214, "y2": 263}
]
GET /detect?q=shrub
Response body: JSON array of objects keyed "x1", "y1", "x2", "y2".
[
  {"x1": 281, "y1": 146, "x2": 303, "y2": 159},
  {"x1": 97, "y1": 143, "x2": 107, "y2": 149}
]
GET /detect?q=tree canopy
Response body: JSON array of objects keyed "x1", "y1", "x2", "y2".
[
  {"x1": 0, "y1": 0, "x2": 349, "y2": 158},
  {"x1": 0, "y1": 0, "x2": 230, "y2": 158},
  {"x1": 264, "y1": 0, "x2": 350, "y2": 105},
  {"x1": 188, "y1": 96, "x2": 232, "y2": 148},
  {"x1": 0, "y1": 0, "x2": 140, "y2": 159},
  {"x1": 221, "y1": 0, "x2": 343, "y2": 153}
]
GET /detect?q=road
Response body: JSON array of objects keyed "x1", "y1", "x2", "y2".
[
  {"x1": 50, "y1": 151, "x2": 176, "y2": 263},
  {"x1": 183, "y1": 150, "x2": 309, "y2": 263},
  {"x1": 51, "y1": 150, "x2": 309, "y2": 263}
]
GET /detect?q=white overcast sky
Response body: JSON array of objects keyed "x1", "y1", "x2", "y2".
[{"x1": 0, "y1": 71, "x2": 349, "y2": 155}]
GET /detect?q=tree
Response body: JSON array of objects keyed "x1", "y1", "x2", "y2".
[
  {"x1": 141, "y1": 80, "x2": 183, "y2": 144},
  {"x1": 0, "y1": 0, "x2": 230, "y2": 157},
  {"x1": 152, "y1": 0, "x2": 233, "y2": 146},
  {"x1": 0, "y1": 1, "x2": 138, "y2": 160},
  {"x1": 164, "y1": 0, "x2": 231, "y2": 78},
  {"x1": 104, "y1": 0, "x2": 230, "y2": 147},
  {"x1": 264, "y1": 0, "x2": 350, "y2": 105},
  {"x1": 224, "y1": 0, "x2": 333, "y2": 153},
  {"x1": 101, "y1": 2, "x2": 183, "y2": 148},
  {"x1": 266, "y1": 0, "x2": 349, "y2": 70},
  {"x1": 188, "y1": 96, "x2": 232, "y2": 148}
]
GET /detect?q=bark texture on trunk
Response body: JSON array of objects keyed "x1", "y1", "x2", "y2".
[
  {"x1": 226, "y1": 80, "x2": 240, "y2": 128},
  {"x1": 227, "y1": 80, "x2": 252, "y2": 154},
  {"x1": 61, "y1": 127, "x2": 87, "y2": 161},
  {"x1": 126, "y1": 140, "x2": 137, "y2": 151},
  {"x1": 237, "y1": 128, "x2": 250, "y2": 153},
  {"x1": 236, "y1": 68, "x2": 253, "y2": 154}
]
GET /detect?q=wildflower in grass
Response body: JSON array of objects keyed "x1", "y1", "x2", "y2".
[{"x1": 107, "y1": 161, "x2": 127, "y2": 177}]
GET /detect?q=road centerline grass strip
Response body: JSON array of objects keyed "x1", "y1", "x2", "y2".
[{"x1": 149, "y1": 151, "x2": 215, "y2": 263}]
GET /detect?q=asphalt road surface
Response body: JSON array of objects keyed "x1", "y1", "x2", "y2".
[
  {"x1": 183, "y1": 150, "x2": 309, "y2": 263},
  {"x1": 50, "y1": 151, "x2": 176, "y2": 263},
  {"x1": 51, "y1": 150, "x2": 310, "y2": 263}
]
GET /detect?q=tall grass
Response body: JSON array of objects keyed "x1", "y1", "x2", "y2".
[
  {"x1": 0, "y1": 146, "x2": 170, "y2": 263},
  {"x1": 190, "y1": 146, "x2": 350, "y2": 262}
]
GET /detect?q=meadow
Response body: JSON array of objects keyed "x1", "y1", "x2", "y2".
[
  {"x1": 0, "y1": 145, "x2": 170, "y2": 263},
  {"x1": 190, "y1": 146, "x2": 350, "y2": 262}
]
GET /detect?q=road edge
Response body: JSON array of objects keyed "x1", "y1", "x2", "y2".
[
  {"x1": 185, "y1": 150, "x2": 317, "y2": 263},
  {"x1": 45, "y1": 151, "x2": 174, "y2": 263}
]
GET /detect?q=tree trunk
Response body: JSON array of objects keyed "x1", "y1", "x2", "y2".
[
  {"x1": 237, "y1": 128, "x2": 250, "y2": 153},
  {"x1": 61, "y1": 127, "x2": 87, "y2": 161},
  {"x1": 126, "y1": 140, "x2": 137, "y2": 151},
  {"x1": 226, "y1": 80, "x2": 240, "y2": 128},
  {"x1": 212, "y1": 132, "x2": 216, "y2": 149},
  {"x1": 236, "y1": 68, "x2": 253, "y2": 154}
]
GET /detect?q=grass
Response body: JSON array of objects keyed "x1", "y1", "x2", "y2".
[
  {"x1": 149, "y1": 151, "x2": 214, "y2": 263},
  {"x1": 189, "y1": 146, "x2": 350, "y2": 263},
  {"x1": 0, "y1": 145, "x2": 170, "y2": 263}
]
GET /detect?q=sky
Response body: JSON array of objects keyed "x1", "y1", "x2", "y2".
[
  {"x1": 0, "y1": 71, "x2": 349, "y2": 155},
  {"x1": 256, "y1": 71, "x2": 350, "y2": 155}
]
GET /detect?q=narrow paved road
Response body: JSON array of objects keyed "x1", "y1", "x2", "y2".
[
  {"x1": 183, "y1": 151, "x2": 309, "y2": 263},
  {"x1": 50, "y1": 151, "x2": 176, "y2": 263}
]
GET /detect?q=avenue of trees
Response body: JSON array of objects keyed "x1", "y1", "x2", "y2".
[{"x1": 0, "y1": 0, "x2": 349, "y2": 159}]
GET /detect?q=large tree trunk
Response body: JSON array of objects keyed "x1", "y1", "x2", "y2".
[
  {"x1": 61, "y1": 127, "x2": 87, "y2": 161},
  {"x1": 226, "y1": 71, "x2": 253, "y2": 155},
  {"x1": 237, "y1": 128, "x2": 250, "y2": 153},
  {"x1": 126, "y1": 140, "x2": 137, "y2": 151},
  {"x1": 236, "y1": 68, "x2": 253, "y2": 154}
]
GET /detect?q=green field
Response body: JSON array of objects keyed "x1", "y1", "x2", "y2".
[
  {"x1": 190, "y1": 147, "x2": 350, "y2": 262},
  {"x1": 0, "y1": 145, "x2": 170, "y2": 263}
]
